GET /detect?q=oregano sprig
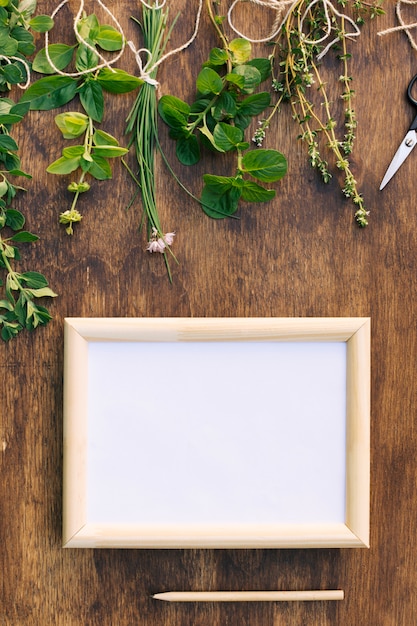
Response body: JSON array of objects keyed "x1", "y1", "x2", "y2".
[
  {"x1": 0, "y1": 206, "x2": 57, "y2": 341},
  {"x1": 46, "y1": 112, "x2": 128, "y2": 234}
]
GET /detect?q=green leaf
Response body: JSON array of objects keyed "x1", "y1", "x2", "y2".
[
  {"x1": 77, "y1": 13, "x2": 100, "y2": 41},
  {"x1": 0, "y1": 113, "x2": 23, "y2": 125},
  {"x1": 158, "y1": 107, "x2": 188, "y2": 131},
  {"x1": 240, "y1": 180, "x2": 275, "y2": 202},
  {"x1": 158, "y1": 95, "x2": 189, "y2": 129},
  {"x1": 19, "y1": 271, "x2": 49, "y2": 289},
  {"x1": 211, "y1": 91, "x2": 237, "y2": 121},
  {"x1": 0, "y1": 134, "x2": 18, "y2": 152},
  {"x1": 246, "y1": 58, "x2": 272, "y2": 82},
  {"x1": 207, "y1": 47, "x2": 228, "y2": 66},
  {"x1": 196, "y1": 67, "x2": 223, "y2": 95},
  {"x1": 198, "y1": 124, "x2": 224, "y2": 152},
  {"x1": 26, "y1": 286, "x2": 57, "y2": 298},
  {"x1": 95, "y1": 25, "x2": 123, "y2": 51},
  {"x1": 176, "y1": 135, "x2": 200, "y2": 165},
  {"x1": 8, "y1": 168, "x2": 31, "y2": 178},
  {"x1": 12, "y1": 28, "x2": 35, "y2": 56},
  {"x1": 10, "y1": 101, "x2": 30, "y2": 117},
  {"x1": 9, "y1": 231, "x2": 39, "y2": 242},
  {"x1": 0, "y1": 31, "x2": 18, "y2": 56},
  {"x1": 238, "y1": 92, "x2": 271, "y2": 116},
  {"x1": 2, "y1": 152, "x2": 20, "y2": 171},
  {"x1": 19, "y1": 76, "x2": 78, "y2": 111},
  {"x1": 75, "y1": 41, "x2": 99, "y2": 73},
  {"x1": 212, "y1": 122, "x2": 243, "y2": 152},
  {"x1": 32, "y1": 44, "x2": 75, "y2": 74},
  {"x1": 92, "y1": 145, "x2": 128, "y2": 158},
  {"x1": 229, "y1": 38, "x2": 251, "y2": 64},
  {"x1": 93, "y1": 129, "x2": 119, "y2": 146},
  {"x1": 97, "y1": 68, "x2": 143, "y2": 93},
  {"x1": 232, "y1": 65, "x2": 262, "y2": 94},
  {"x1": 1, "y1": 323, "x2": 21, "y2": 341},
  {"x1": 27, "y1": 303, "x2": 52, "y2": 328},
  {"x1": 18, "y1": 0, "x2": 37, "y2": 19},
  {"x1": 55, "y1": 112, "x2": 89, "y2": 139},
  {"x1": 88, "y1": 154, "x2": 112, "y2": 180},
  {"x1": 201, "y1": 176, "x2": 242, "y2": 218},
  {"x1": 0, "y1": 298, "x2": 13, "y2": 311},
  {"x1": 46, "y1": 156, "x2": 81, "y2": 175},
  {"x1": 79, "y1": 80, "x2": 104, "y2": 122},
  {"x1": 241, "y1": 149, "x2": 287, "y2": 182},
  {"x1": 62, "y1": 146, "x2": 85, "y2": 158},
  {"x1": 2, "y1": 63, "x2": 24, "y2": 85},
  {"x1": 202, "y1": 174, "x2": 236, "y2": 194},
  {"x1": 5, "y1": 208, "x2": 25, "y2": 230},
  {"x1": 225, "y1": 72, "x2": 245, "y2": 89},
  {"x1": 29, "y1": 15, "x2": 54, "y2": 33}
]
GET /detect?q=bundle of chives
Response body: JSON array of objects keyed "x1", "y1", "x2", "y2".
[{"x1": 125, "y1": 2, "x2": 177, "y2": 280}]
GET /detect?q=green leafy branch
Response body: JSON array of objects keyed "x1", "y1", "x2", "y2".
[
  {"x1": 18, "y1": 10, "x2": 142, "y2": 230},
  {"x1": 0, "y1": 0, "x2": 53, "y2": 92},
  {"x1": 158, "y1": 27, "x2": 287, "y2": 218},
  {"x1": 258, "y1": 0, "x2": 385, "y2": 227},
  {"x1": 0, "y1": 207, "x2": 57, "y2": 341},
  {"x1": 47, "y1": 112, "x2": 128, "y2": 234}
]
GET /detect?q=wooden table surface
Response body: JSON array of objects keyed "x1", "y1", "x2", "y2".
[{"x1": 2, "y1": 1, "x2": 417, "y2": 624}]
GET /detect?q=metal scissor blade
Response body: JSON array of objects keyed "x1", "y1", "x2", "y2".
[{"x1": 380, "y1": 130, "x2": 417, "y2": 190}]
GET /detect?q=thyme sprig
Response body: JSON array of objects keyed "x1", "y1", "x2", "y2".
[{"x1": 253, "y1": 0, "x2": 384, "y2": 226}]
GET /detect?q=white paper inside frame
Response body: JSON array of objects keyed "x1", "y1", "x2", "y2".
[
  {"x1": 63, "y1": 317, "x2": 370, "y2": 549},
  {"x1": 86, "y1": 340, "x2": 347, "y2": 526}
]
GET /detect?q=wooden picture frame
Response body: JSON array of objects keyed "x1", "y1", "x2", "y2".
[{"x1": 63, "y1": 317, "x2": 370, "y2": 549}]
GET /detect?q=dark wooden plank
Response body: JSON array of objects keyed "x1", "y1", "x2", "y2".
[{"x1": 2, "y1": 1, "x2": 417, "y2": 624}]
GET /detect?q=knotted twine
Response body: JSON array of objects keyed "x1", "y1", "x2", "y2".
[
  {"x1": 378, "y1": 0, "x2": 417, "y2": 51},
  {"x1": 44, "y1": 0, "x2": 203, "y2": 87},
  {"x1": 227, "y1": 0, "x2": 361, "y2": 60}
]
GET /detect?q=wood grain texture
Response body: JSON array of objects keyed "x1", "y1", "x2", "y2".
[{"x1": 2, "y1": 0, "x2": 417, "y2": 624}]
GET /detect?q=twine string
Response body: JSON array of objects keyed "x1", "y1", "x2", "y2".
[
  {"x1": 128, "y1": 0, "x2": 203, "y2": 86},
  {"x1": 0, "y1": 55, "x2": 30, "y2": 89},
  {"x1": 378, "y1": 0, "x2": 417, "y2": 52},
  {"x1": 227, "y1": 0, "x2": 360, "y2": 58},
  {"x1": 44, "y1": 0, "x2": 126, "y2": 77},
  {"x1": 43, "y1": 0, "x2": 202, "y2": 87}
]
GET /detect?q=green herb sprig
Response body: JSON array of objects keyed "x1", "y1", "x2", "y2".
[
  {"x1": 47, "y1": 112, "x2": 128, "y2": 234},
  {"x1": 158, "y1": 0, "x2": 287, "y2": 219},
  {"x1": 0, "y1": 1, "x2": 57, "y2": 341},
  {"x1": 19, "y1": 10, "x2": 142, "y2": 232},
  {"x1": 124, "y1": 3, "x2": 178, "y2": 280},
  {"x1": 257, "y1": 0, "x2": 385, "y2": 226},
  {"x1": 0, "y1": 205, "x2": 57, "y2": 341},
  {"x1": 0, "y1": 0, "x2": 53, "y2": 92}
]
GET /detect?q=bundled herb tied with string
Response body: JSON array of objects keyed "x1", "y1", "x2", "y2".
[
  {"x1": 0, "y1": 0, "x2": 57, "y2": 341},
  {"x1": 124, "y1": 1, "x2": 188, "y2": 281},
  {"x1": 226, "y1": 0, "x2": 384, "y2": 227},
  {"x1": 19, "y1": 2, "x2": 143, "y2": 234},
  {"x1": 158, "y1": 0, "x2": 287, "y2": 219}
]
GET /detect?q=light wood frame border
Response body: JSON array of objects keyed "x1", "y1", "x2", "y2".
[{"x1": 63, "y1": 317, "x2": 370, "y2": 549}]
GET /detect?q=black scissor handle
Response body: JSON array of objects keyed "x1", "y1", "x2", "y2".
[
  {"x1": 407, "y1": 74, "x2": 417, "y2": 130},
  {"x1": 407, "y1": 73, "x2": 417, "y2": 106}
]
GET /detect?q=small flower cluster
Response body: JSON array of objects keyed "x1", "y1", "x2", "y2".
[
  {"x1": 59, "y1": 208, "x2": 83, "y2": 235},
  {"x1": 146, "y1": 227, "x2": 175, "y2": 253},
  {"x1": 252, "y1": 122, "x2": 267, "y2": 147}
]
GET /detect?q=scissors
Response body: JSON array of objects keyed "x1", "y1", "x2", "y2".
[{"x1": 380, "y1": 73, "x2": 417, "y2": 190}]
